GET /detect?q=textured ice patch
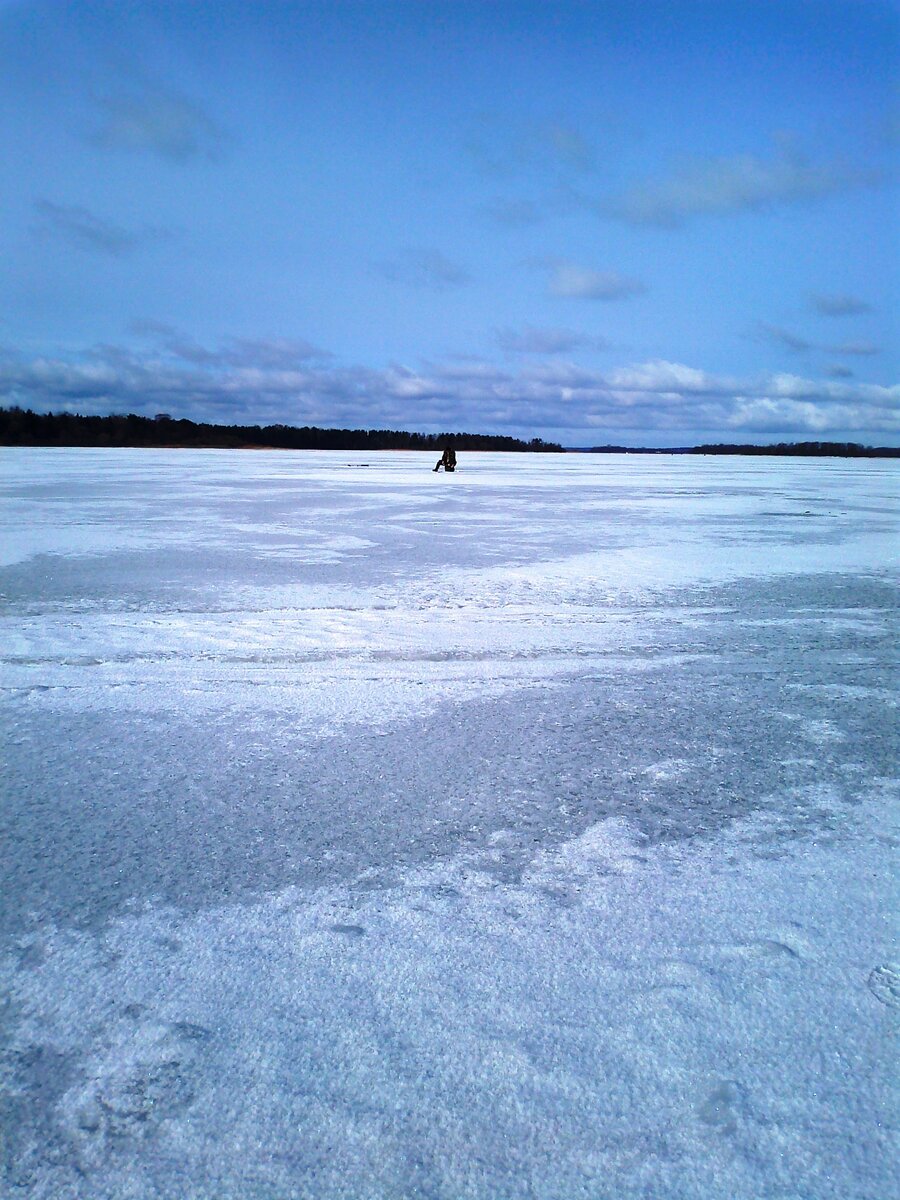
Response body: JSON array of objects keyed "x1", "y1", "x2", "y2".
[
  {"x1": 528, "y1": 815, "x2": 649, "y2": 883},
  {"x1": 2, "y1": 449, "x2": 898, "y2": 1198},
  {"x1": 1, "y1": 798, "x2": 896, "y2": 1200}
]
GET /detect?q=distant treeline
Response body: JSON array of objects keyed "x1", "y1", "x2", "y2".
[
  {"x1": 0, "y1": 407, "x2": 562, "y2": 452},
  {"x1": 2, "y1": 410, "x2": 894, "y2": 457},
  {"x1": 587, "y1": 441, "x2": 899, "y2": 458},
  {"x1": 691, "y1": 441, "x2": 899, "y2": 458}
]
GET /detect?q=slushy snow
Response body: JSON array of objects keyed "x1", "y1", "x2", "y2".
[{"x1": 1, "y1": 448, "x2": 897, "y2": 1199}]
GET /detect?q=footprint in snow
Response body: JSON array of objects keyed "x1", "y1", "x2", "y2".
[
  {"x1": 867, "y1": 964, "x2": 900, "y2": 1009},
  {"x1": 647, "y1": 959, "x2": 720, "y2": 997},
  {"x1": 721, "y1": 937, "x2": 802, "y2": 963}
]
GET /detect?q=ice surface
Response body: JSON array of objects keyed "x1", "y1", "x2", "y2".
[{"x1": 1, "y1": 449, "x2": 897, "y2": 1198}]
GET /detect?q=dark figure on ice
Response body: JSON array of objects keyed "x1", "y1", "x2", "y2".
[{"x1": 434, "y1": 445, "x2": 457, "y2": 472}]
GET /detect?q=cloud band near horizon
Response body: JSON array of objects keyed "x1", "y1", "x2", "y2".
[{"x1": 1, "y1": 341, "x2": 896, "y2": 446}]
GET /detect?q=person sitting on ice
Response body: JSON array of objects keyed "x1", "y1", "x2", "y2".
[{"x1": 433, "y1": 445, "x2": 457, "y2": 472}]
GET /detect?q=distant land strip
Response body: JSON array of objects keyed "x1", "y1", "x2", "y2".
[
  {"x1": 584, "y1": 442, "x2": 900, "y2": 458},
  {"x1": 0, "y1": 408, "x2": 561, "y2": 452},
  {"x1": 0, "y1": 408, "x2": 897, "y2": 456}
]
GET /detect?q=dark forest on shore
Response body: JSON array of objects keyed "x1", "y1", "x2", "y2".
[
  {"x1": 0, "y1": 408, "x2": 561, "y2": 452},
  {"x1": 587, "y1": 441, "x2": 899, "y2": 458},
  {"x1": 0, "y1": 408, "x2": 897, "y2": 457}
]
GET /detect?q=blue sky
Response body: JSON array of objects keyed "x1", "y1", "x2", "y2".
[{"x1": 1, "y1": 0, "x2": 897, "y2": 445}]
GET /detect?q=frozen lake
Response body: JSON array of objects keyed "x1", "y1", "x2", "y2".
[{"x1": 1, "y1": 448, "x2": 897, "y2": 1199}]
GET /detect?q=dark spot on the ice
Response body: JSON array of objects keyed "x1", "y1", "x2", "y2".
[
  {"x1": 698, "y1": 1079, "x2": 746, "y2": 1135},
  {"x1": 477, "y1": 858, "x2": 526, "y2": 887},
  {"x1": 98, "y1": 1059, "x2": 195, "y2": 1133},
  {"x1": 75, "y1": 1101, "x2": 102, "y2": 1133},
  {"x1": 867, "y1": 964, "x2": 900, "y2": 1009},
  {"x1": 171, "y1": 1021, "x2": 212, "y2": 1043},
  {"x1": 154, "y1": 936, "x2": 182, "y2": 953},
  {"x1": 428, "y1": 883, "x2": 461, "y2": 900},
  {"x1": 330, "y1": 923, "x2": 366, "y2": 938},
  {"x1": 0, "y1": 1043, "x2": 78, "y2": 1186},
  {"x1": 1, "y1": 1042, "x2": 76, "y2": 1099},
  {"x1": 15, "y1": 939, "x2": 48, "y2": 968},
  {"x1": 354, "y1": 872, "x2": 396, "y2": 893},
  {"x1": 539, "y1": 885, "x2": 578, "y2": 908},
  {"x1": 122, "y1": 1003, "x2": 146, "y2": 1020}
]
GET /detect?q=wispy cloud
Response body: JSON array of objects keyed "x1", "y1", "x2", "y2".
[
  {"x1": 757, "y1": 323, "x2": 882, "y2": 359},
  {"x1": 32, "y1": 200, "x2": 169, "y2": 256},
  {"x1": 223, "y1": 338, "x2": 332, "y2": 368},
  {"x1": 496, "y1": 326, "x2": 608, "y2": 355},
  {"x1": 482, "y1": 198, "x2": 546, "y2": 227},
  {"x1": 131, "y1": 324, "x2": 331, "y2": 368},
  {"x1": 89, "y1": 82, "x2": 225, "y2": 162},
  {"x1": 833, "y1": 340, "x2": 880, "y2": 356},
  {"x1": 548, "y1": 263, "x2": 646, "y2": 301},
  {"x1": 757, "y1": 323, "x2": 814, "y2": 353},
  {"x1": 128, "y1": 318, "x2": 180, "y2": 339},
  {"x1": 596, "y1": 142, "x2": 882, "y2": 228},
  {"x1": 470, "y1": 114, "x2": 602, "y2": 227},
  {"x1": 374, "y1": 248, "x2": 470, "y2": 290},
  {"x1": 541, "y1": 122, "x2": 594, "y2": 172},
  {"x1": 809, "y1": 293, "x2": 873, "y2": 316},
  {"x1": 467, "y1": 116, "x2": 595, "y2": 179}
]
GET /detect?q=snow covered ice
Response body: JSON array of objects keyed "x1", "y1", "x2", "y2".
[{"x1": 1, "y1": 447, "x2": 897, "y2": 1199}]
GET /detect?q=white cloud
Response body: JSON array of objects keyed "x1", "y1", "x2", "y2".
[
  {"x1": 548, "y1": 263, "x2": 645, "y2": 301},
  {"x1": 597, "y1": 143, "x2": 882, "y2": 228},
  {"x1": 606, "y1": 360, "x2": 726, "y2": 394},
  {"x1": 726, "y1": 397, "x2": 867, "y2": 435},
  {"x1": 2, "y1": 345, "x2": 896, "y2": 445}
]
